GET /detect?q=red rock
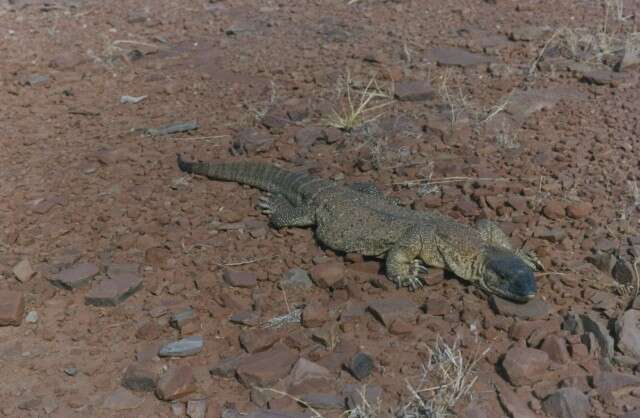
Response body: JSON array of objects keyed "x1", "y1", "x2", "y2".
[
  {"x1": 286, "y1": 358, "x2": 332, "y2": 395},
  {"x1": 542, "y1": 201, "x2": 566, "y2": 220},
  {"x1": 496, "y1": 384, "x2": 537, "y2": 418},
  {"x1": 540, "y1": 336, "x2": 570, "y2": 364},
  {"x1": 367, "y1": 297, "x2": 419, "y2": 326},
  {"x1": 50, "y1": 262, "x2": 99, "y2": 289},
  {"x1": 239, "y1": 328, "x2": 283, "y2": 353},
  {"x1": 394, "y1": 80, "x2": 435, "y2": 101},
  {"x1": 423, "y1": 297, "x2": 451, "y2": 316},
  {"x1": 615, "y1": 309, "x2": 640, "y2": 359},
  {"x1": 155, "y1": 365, "x2": 197, "y2": 401},
  {"x1": 223, "y1": 270, "x2": 258, "y2": 288},
  {"x1": 501, "y1": 346, "x2": 550, "y2": 386},
  {"x1": 566, "y1": 202, "x2": 592, "y2": 219},
  {"x1": 122, "y1": 362, "x2": 162, "y2": 392},
  {"x1": 236, "y1": 345, "x2": 299, "y2": 387},
  {"x1": 593, "y1": 372, "x2": 640, "y2": 397},
  {"x1": 102, "y1": 387, "x2": 143, "y2": 410},
  {"x1": 302, "y1": 302, "x2": 329, "y2": 328},
  {"x1": 0, "y1": 290, "x2": 25, "y2": 326},
  {"x1": 542, "y1": 387, "x2": 589, "y2": 418},
  {"x1": 309, "y1": 262, "x2": 345, "y2": 288},
  {"x1": 389, "y1": 318, "x2": 414, "y2": 335}
]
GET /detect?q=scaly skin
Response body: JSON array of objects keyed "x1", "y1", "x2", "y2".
[{"x1": 177, "y1": 155, "x2": 543, "y2": 302}]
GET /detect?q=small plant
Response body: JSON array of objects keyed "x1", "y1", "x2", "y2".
[
  {"x1": 326, "y1": 72, "x2": 392, "y2": 132},
  {"x1": 346, "y1": 386, "x2": 383, "y2": 418},
  {"x1": 395, "y1": 336, "x2": 489, "y2": 418}
]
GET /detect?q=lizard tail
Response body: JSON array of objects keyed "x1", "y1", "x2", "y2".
[{"x1": 177, "y1": 154, "x2": 319, "y2": 200}]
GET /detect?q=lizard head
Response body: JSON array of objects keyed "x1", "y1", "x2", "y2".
[{"x1": 479, "y1": 247, "x2": 537, "y2": 303}]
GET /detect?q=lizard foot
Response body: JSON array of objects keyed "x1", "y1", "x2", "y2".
[
  {"x1": 257, "y1": 193, "x2": 275, "y2": 215},
  {"x1": 393, "y1": 260, "x2": 427, "y2": 291}
]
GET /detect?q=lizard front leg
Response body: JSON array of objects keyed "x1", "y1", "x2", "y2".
[
  {"x1": 385, "y1": 227, "x2": 428, "y2": 291},
  {"x1": 475, "y1": 218, "x2": 543, "y2": 271},
  {"x1": 258, "y1": 193, "x2": 316, "y2": 228}
]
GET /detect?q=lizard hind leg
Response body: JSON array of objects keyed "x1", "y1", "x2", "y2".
[
  {"x1": 385, "y1": 228, "x2": 426, "y2": 291},
  {"x1": 257, "y1": 193, "x2": 315, "y2": 228}
]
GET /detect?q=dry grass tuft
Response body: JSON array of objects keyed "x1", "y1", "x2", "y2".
[
  {"x1": 326, "y1": 72, "x2": 392, "y2": 132},
  {"x1": 395, "y1": 336, "x2": 489, "y2": 418}
]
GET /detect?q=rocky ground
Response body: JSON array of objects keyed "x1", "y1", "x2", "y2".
[{"x1": 2, "y1": 0, "x2": 640, "y2": 417}]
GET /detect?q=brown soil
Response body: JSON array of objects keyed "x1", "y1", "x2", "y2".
[{"x1": 2, "y1": 0, "x2": 640, "y2": 417}]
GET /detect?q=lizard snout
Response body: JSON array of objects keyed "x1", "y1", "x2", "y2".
[{"x1": 483, "y1": 252, "x2": 537, "y2": 303}]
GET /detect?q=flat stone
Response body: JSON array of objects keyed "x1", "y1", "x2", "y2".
[
  {"x1": 102, "y1": 388, "x2": 144, "y2": 411},
  {"x1": 501, "y1": 346, "x2": 550, "y2": 386},
  {"x1": 541, "y1": 387, "x2": 589, "y2": 418},
  {"x1": 155, "y1": 365, "x2": 197, "y2": 401},
  {"x1": 85, "y1": 275, "x2": 143, "y2": 306},
  {"x1": 223, "y1": 270, "x2": 258, "y2": 288},
  {"x1": 394, "y1": 80, "x2": 435, "y2": 101},
  {"x1": 25, "y1": 311, "x2": 38, "y2": 323},
  {"x1": 13, "y1": 259, "x2": 35, "y2": 282},
  {"x1": 210, "y1": 354, "x2": 247, "y2": 377},
  {"x1": 236, "y1": 345, "x2": 299, "y2": 387},
  {"x1": 279, "y1": 268, "x2": 313, "y2": 290},
  {"x1": 510, "y1": 25, "x2": 553, "y2": 41},
  {"x1": 299, "y1": 393, "x2": 343, "y2": 410},
  {"x1": 122, "y1": 362, "x2": 162, "y2": 392},
  {"x1": 582, "y1": 69, "x2": 635, "y2": 87},
  {"x1": 367, "y1": 297, "x2": 418, "y2": 326},
  {"x1": 309, "y1": 262, "x2": 345, "y2": 289},
  {"x1": 170, "y1": 308, "x2": 197, "y2": 330},
  {"x1": 593, "y1": 371, "x2": 640, "y2": 397},
  {"x1": 490, "y1": 296, "x2": 552, "y2": 320},
  {"x1": 426, "y1": 46, "x2": 493, "y2": 67},
  {"x1": 286, "y1": 358, "x2": 332, "y2": 395},
  {"x1": 615, "y1": 309, "x2": 640, "y2": 359},
  {"x1": 50, "y1": 262, "x2": 99, "y2": 289},
  {"x1": 294, "y1": 127, "x2": 327, "y2": 147},
  {"x1": 230, "y1": 310, "x2": 260, "y2": 326},
  {"x1": 0, "y1": 291, "x2": 25, "y2": 326},
  {"x1": 158, "y1": 335, "x2": 204, "y2": 357},
  {"x1": 345, "y1": 352, "x2": 374, "y2": 380}
]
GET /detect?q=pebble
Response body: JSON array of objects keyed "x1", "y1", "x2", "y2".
[
  {"x1": 236, "y1": 345, "x2": 299, "y2": 387},
  {"x1": 612, "y1": 259, "x2": 635, "y2": 285},
  {"x1": 85, "y1": 275, "x2": 143, "y2": 306},
  {"x1": 490, "y1": 295, "x2": 551, "y2": 320},
  {"x1": 565, "y1": 202, "x2": 592, "y2": 219},
  {"x1": 394, "y1": 80, "x2": 435, "y2": 101},
  {"x1": 495, "y1": 384, "x2": 537, "y2": 418},
  {"x1": 24, "y1": 311, "x2": 38, "y2": 323},
  {"x1": 223, "y1": 270, "x2": 258, "y2": 288},
  {"x1": 542, "y1": 201, "x2": 566, "y2": 220},
  {"x1": 345, "y1": 352, "x2": 374, "y2": 380},
  {"x1": 0, "y1": 290, "x2": 25, "y2": 326},
  {"x1": 294, "y1": 127, "x2": 326, "y2": 147},
  {"x1": 158, "y1": 335, "x2": 204, "y2": 357},
  {"x1": 13, "y1": 259, "x2": 35, "y2": 282},
  {"x1": 155, "y1": 365, "x2": 197, "y2": 401},
  {"x1": 509, "y1": 25, "x2": 553, "y2": 41},
  {"x1": 279, "y1": 268, "x2": 313, "y2": 290},
  {"x1": 50, "y1": 262, "x2": 99, "y2": 289},
  {"x1": 501, "y1": 346, "x2": 550, "y2": 386},
  {"x1": 232, "y1": 128, "x2": 274, "y2": 155},
  {"x1": 309, "y1": 262, "x2": 345, "y2": 288},
  {"x1": 367, "y1": 297, "x2": 418, "y2": 326},
  {"x1": 541, "y1": 387, "x2": 589, "y2": 418},
  {"x1": 210, "y1": 354, "x2": 246, "y2": 378},
  {"x1": 170, "y1": 308, "x2": 197, "y2": 330},
  {"x1": 187, "y1": 399, "x2": 208, "y2": 418}
]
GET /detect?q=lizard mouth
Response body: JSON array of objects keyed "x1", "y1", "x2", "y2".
[{"x1": 479, "y1": 277, "x2": 536, "y2": 303}]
